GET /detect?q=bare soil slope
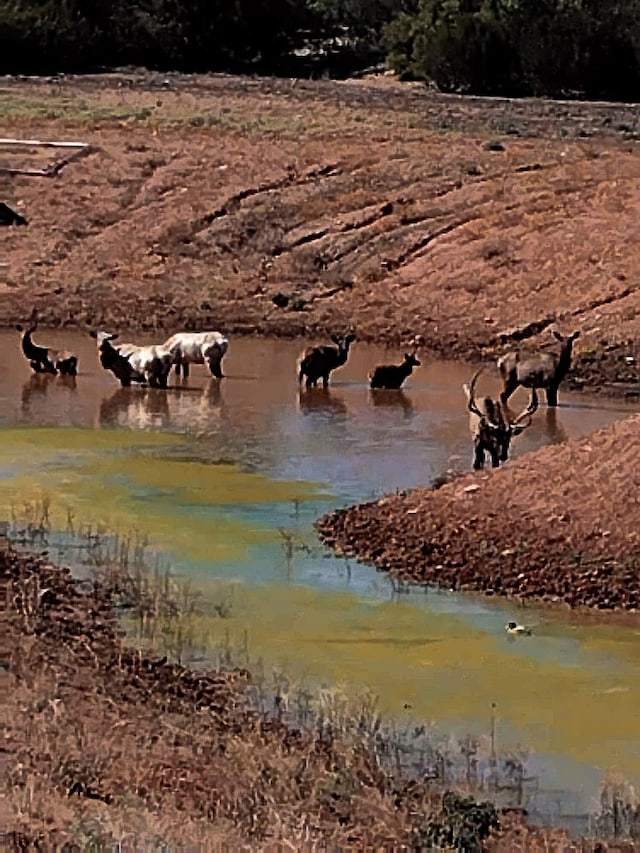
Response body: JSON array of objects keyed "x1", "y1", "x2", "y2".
[
  {"x1": 317, "y1": 413, "x2": 640, "y2": 611},
  {"x1": 1, "y1": 72, "x2": 640, "y2": 391}
]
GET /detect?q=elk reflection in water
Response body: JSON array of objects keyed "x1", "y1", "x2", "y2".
[
  {"x1": 21, "y1": 373, "x2": 77, "y2": 417},
  {"x1": 296, "y1": 388, "x2": 348, "y2": 418},
  {"x1": 98, "y1": 380, "x2": 223, "y2": 431},
  {"x1": 369, "y1": 388, "x2": 415, "y2": 419},
  {"x1": 543, "y1": 407, "x2": 569, "y2": 445}
]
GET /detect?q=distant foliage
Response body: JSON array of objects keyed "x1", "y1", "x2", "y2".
[
  {"x1": 1, "y1": 0, "x2": 639, "y2": 100},
  {"x1": 384, "y1": 0, "x2": 640, "y2": 100}
]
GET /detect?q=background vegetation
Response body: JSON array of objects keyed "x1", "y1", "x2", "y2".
[{"x1": 1, "y1": 0, "x2": 639, "y2": 100}]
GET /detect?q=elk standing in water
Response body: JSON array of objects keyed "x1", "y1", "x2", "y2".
[
  {"x1": 297, "y1": 331, "x2": 356, "y2": 389},
  {"x1": 369, "y1": 349, "x2": 421, "y2": 390},
  {"x1": 464, "y1": 368, "x2": 538, "y2": 470},
  {"x1": 498, "y1": 329, "x2": 580, "y2": 407},
  {"x1": 16, "y1": 324, "x2": 78, "y2": 375}
]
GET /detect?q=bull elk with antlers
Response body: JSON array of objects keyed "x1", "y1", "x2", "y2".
[
  {"x1": 464, "y1": 368, "x2": 538, "y2": 470},
  {"x1": 498, "y1": 329, "x2": 580, "y2": 407}
]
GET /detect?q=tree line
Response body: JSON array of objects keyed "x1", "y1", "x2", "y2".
[{"x1": 1, "y1": 0, "x2": 639, "y2": 101}]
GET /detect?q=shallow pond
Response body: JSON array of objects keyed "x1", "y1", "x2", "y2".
[{"x1": 1, "y1": 329, "x2": 639, "y2": 825}]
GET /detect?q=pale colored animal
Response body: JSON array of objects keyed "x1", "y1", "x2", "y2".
[
  {"x1": 90, "y1": 331, "x2": 143, "y2": 387},
  {"x1": 17, "y1": 324, "x2": 78, "y2": 376},
  {"x1": 497, "y1": 329, "x2": 581, "y2": 407},
  {"x1": 298, "y1": 332, "x2": 356, "y2": 389},
  {"x1": 505, "y1": 621, "x2": 533, "y2": 636},
  {"x1": 464, "y1": 368, "x2": 538, "y2": 470},
  {"x1": 369, "y1": 350, "x2": 420, "y2": 390},
  {"x1": 163, "y1": 331, "x2": 229, "y2": 379},
  {"x1": 115, "y1": 339, "x2": 174, "y2": 389}
]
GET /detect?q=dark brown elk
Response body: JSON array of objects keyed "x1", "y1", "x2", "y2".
[
  {"x1": 498, "y1": 329, "x2": 580, "y2": 407},
  {"x1": 297, "y1": 331, "x2": 356, "y2": 389},
  {"x1": 464, "y1": 368, "x2": 538, "y2": 470},
  {"x1": 16, "y1": 324, "x2": 78, "y2": 376},
  {"x1": 369, "y1": 350, "x2": 421, "y2": 390}
]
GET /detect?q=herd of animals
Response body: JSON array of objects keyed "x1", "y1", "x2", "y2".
[{"x1": 16, "y1": 322, "x2": 581, "y2": 472}]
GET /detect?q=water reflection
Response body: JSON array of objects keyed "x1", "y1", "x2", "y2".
[
  {"x1": 98, "y1": 380, "x2": 224, "y2": 432},
  {"x1": 21, "y1": 373, "x2": 77, "y2": 416},
  {"x1": 369, "y1": 388, "x2": 415, "y2": 419},
  {"x1": 543, "y1": 408, "x2": 569, "y2": 445},
  {"x1": 297, "y1": 388, "x2": 348, "y2": 418}
]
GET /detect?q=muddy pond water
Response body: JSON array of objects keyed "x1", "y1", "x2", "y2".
[{"x1": 1, "y1": 330, "x2": 639, "y2": 825}]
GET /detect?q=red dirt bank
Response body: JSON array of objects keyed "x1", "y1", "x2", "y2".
[
  {"x1": 317, "y1": 414, "x2": 640, "y2": 612},
  {"x1": 1, "y1": 72, "x2": 639, "y2": 394}
]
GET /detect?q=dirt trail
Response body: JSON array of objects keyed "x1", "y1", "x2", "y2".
[{"x1": 1, "y1": 72, "x2": 639, "y2": 393}]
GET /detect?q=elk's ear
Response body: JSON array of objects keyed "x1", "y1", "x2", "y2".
[
  {"x1": 552, "y1": 330, "x2": 564, "y2": 342},
  {"x1": 571, "y1": 330, "x2": 581, "y2": 340},
  {"x1": 330, "y1": 335, "x2": 341, "y2": 344},
  {"x1": 511, "y1": 423, "x2": 527, "y2": 436},
  {"x1": 15, "y1": 324, "x2": 24, "y2": 332}
]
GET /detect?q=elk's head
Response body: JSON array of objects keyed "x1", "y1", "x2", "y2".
[
  {"x1": 467, "y1": 368, "x2": 538, "y2": 466},
  {"x1": 403, "y1": 350, "x2": 421, "y2": 369}
]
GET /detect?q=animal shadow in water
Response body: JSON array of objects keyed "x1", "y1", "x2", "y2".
[
  {"x1": 99, "y1": 386, "x2": 170, "y2": 430},
  {"x1": 21, "y1": 373, "x2": 56, "y2": 412},
  {"x1": 297, "y1": 388, "x2": 347, "y2": 418},
  {"x1": 542, "y1": 407, "x2": 568, "y2": 445},
  {"x1": 369, "y1": 388, "x2": 415, "y2": 419}
]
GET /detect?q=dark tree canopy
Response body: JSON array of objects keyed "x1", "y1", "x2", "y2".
[{"x1": 1, "y1": 0, "x2": 639, "y2": 101}]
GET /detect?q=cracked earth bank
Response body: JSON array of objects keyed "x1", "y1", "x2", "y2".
[{"x1": 1, "y1": 71, "x2": 640, "y2": 392}]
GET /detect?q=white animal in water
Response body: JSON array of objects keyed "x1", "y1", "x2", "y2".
[
  {"x1": 113, "y1": 340, "x2": 174, "y2": 389},
  {"x1": 505, "y1": 621, "x2": 533, "y2": 636},
  {"x1": 163, "y1": 331, "x2": 229, "y2": 379}
]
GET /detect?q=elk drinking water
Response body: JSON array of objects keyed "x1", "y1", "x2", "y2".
[
  {"x1": 464, "y1": 368, "x2": 538, "y2": 469},
  {"x1": 498, "y1": 329, "x2": 581, "y2": 407},
  {"x1": 17, "y1": 324, "x2": 78, "y2": 376},
  {"x1": 297, "y1": 331, "x2": 356, "y2": 389}
]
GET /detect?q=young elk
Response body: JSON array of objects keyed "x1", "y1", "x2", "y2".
[
  {"x1": 16, "y1": 324, "x2": 78, "y2": 376},
  {"x1": 369, "y1": 349, "x2": 421, "y2": 390},
  {"x1": 464, "y1": 368, "x2": 538, "y2": 470},
  {"x1": 298, "y1": 331, "x2": 356, "y2": 389},
  {"x1": 498, "y1": 329, "x2": 580, "y2": 407}
]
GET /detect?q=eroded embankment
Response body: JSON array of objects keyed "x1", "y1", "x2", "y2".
[
  {"x1": 1, "y1": 73, "x2": 640, "y2": 395},
  {"x1": 2, "y1": 545, "x2": 563, "y2": 849},
  {"x1": 317, "y1": 414, "x2": 640, "y2": 611}
]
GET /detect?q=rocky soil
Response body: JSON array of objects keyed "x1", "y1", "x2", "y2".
[{"x1": 317, "y1": 413, "x2": 640, "y2": 612}]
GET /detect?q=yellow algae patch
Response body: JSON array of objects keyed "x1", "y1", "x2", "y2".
[
  {"x1": 0, "y1": 426, "x2": 179, "y2": 456},
  {"x1": 0, "y1": 426, "x2": 327, "y2": 562},
  {"x1": 186, "y1": 583, "x2": 640, "y2": 783},
  {"x1": 74, "y1": 455, "x2": 329, "y2": 507}
]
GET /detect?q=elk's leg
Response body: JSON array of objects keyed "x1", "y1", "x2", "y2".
[
  {"x1": 473, "y1": 442, "x2": 485, "y2": 470},
  {"x1": 500, "y1": 375, "x2": 518, "y2": 405},
  {"x1": 322, "y1": 373, "x2": 329, "y2": 389},
  {"x1": 208, "y1": 358, "x2": 222, "y2": 379},
  {"x1": 175, "y1": 362, "x2": 182, "y2": 377},
  {"x1": 546, "y1": 384, "x2": 559, "y2": 407},
  {"x1": 490, "y1": 450, "x2": 501, "y2": 468}
]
